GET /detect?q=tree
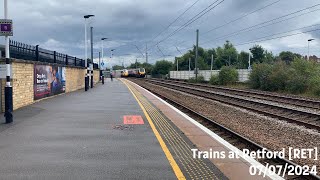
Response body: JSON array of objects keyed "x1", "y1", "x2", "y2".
[
  {"x1": 152, "y1": 60, "x2": 173, "y2": 76},
  {"x1": 173, "y1": 46, "x2": 209, "y2": 70},
  {"x1": 215, "y1": 41, "x2": 238, "y2": 68},
  {"x1": 141, "y1": 62, "x2": 153, "y2": 75},
  {"x1": 128, "y1": 62, "x2": 142, "y2": 69},
  {"x1": 250, "y1": 45, "x2": 265, "y2": 63},
  {"x1": 206, "y1": 48, "x2": 217, "y2": 69},
  {"x1": 263, "y1": 50, "x2": 275, "y2": 64},
  {"x1": 279, "y1": 51, "x2": 301, "y2": 64},
  {"x1": 237, "y1": 51, "x2": 249, "y2": 69},
  {"x1": 188, "y1": 46, "x2": 209, "y2": 70},
  {"x1": 112, "y1": 65, "x2": 124, "y2": 70}
]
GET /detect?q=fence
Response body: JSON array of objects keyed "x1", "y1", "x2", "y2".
[
  {"x1": 9, "y1": 40, "x2": 99, "y2": 69},
  {"x1": 169, "y1": 69, "x2": 251, "y2": 82}
]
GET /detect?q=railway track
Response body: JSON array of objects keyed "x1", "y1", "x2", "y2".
[
  {"x1": 129, "y1": 79, "x2": 320, "y2": 180},
  {"x1": 159, "y1": 78, "x2": 320, "y2": 111},
  {"x1": 143, "y1": 78, "x2": 320, "y2": 132}
]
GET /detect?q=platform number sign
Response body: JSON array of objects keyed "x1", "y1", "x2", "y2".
[{"x1": 0, "y1": 19, "x2": 13, "y2": 36}]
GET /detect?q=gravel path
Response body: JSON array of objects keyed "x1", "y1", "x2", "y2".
[{"x1": 134, "y1": 80, "x2": 320, "y2": 169}]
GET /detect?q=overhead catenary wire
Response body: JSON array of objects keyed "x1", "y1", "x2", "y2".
[
  {"x1": 234, "y1": 28, "x2": 320, "y2": 47},
  {"x1": 149, "y1": 0, "x2": 225, "y2": 50},
  {"x1": 176, "y1": 25, "x2": 320, "y2": 55},
  {"x1": 157, "y1": 45, "x2": 166, "y2": 58},
  {"x1": 174, "y1": 0, "x2": 282, "y2": 47},
  {"x1": 134, "y1": 44, "x2": 145, "y2": 57},
  {"x1": 203, "y1": 0, "x2": 282, "y2": 35},
  {"x1": 175, "y1": 46, "x2": 183, "y2": 55},
  {"x1": 149, "y1": 0, "x2": 201, "y2": 43},
  {"x1": 236, "y1": 24, "x2": 320, "y2": 45},
  {"x1": 134, "y1": 2, "x2": 320, "y2": 62},
  {"x1": 200, "y1": 3, "x2": 320, "y2": 46},
  {"x1": 175, "y1": 4, "x2": 320, "y2": 53}
]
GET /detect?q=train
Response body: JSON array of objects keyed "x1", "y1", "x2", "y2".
[{"x1": 121, "y1": 68, "x2": 146, "y2": 78}]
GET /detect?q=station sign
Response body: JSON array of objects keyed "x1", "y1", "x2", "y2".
[
  {"x1": 0, "y1": 19, "x2": 13, "y2": 36},
  {"x1": 0, "y1": 64, "x2": 12, "y2": 78},
  {"x1": 89, "y1": 63, "x2": 93, "y2": 71}
]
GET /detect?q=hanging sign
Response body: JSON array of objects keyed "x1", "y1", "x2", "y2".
[{"x1": 0, "y1": 19, "x2": 13, "y2": 36}]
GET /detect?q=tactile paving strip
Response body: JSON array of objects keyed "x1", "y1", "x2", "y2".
[{"x1": 126, "y1": 81, "x2": 227, "y2": 180}]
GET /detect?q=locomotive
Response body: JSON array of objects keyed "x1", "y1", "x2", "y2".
[{"x1": 121, "y1": 68, "x2": 145, "y2": 78}]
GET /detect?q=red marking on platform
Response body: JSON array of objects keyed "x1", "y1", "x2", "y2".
[{"x1": 123, "y1": 115, "x2": 144, "y2": 125}]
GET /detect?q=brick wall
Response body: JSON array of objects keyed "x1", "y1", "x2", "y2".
[
  {"x1": 11, "y1": 62, "x2": 34, "y2": 110},
  {"x1": 0, "y1": 59, "x2": 90, "y2": 112},
  {"x1": 93, "y1": 70, "x2": 100, "y2": 84},
  {"x1": 65, "y1": 67, "x2": 86, "y2": 93},
  {"x1": 1, "y1": 61, "x2": 34, "y2": 112}
]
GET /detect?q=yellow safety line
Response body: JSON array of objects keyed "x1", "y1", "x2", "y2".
[{"x1": 121, "y1": 79, "x2": 186, "y2": 180}]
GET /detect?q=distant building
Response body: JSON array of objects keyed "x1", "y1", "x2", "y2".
[
  {"x1": 309, "y1": 55, "x2": 320, "y2": 63},
  {"x1": 303, "y1": 55, "x2": 320, "y2": 63}
]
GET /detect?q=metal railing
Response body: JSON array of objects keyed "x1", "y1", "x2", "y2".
[{"x1": 9, "y1": 40, "x2": 99, "y2": 69}]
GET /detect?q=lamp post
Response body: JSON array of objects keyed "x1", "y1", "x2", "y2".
[
  {"x1": 110, "y1": 49, "x2": 115, "y2": 76},
  {"x1": 90, "y1": 26, "x2": 94, "y2": 88},
  {"x1": 101, "y1": 38, "x2": 108, "y2": 69},
  {"x1": 121, "y1": 54, "x2": 130, "y2": 68},
  {"x1": 248, "y1": 48, "x2": 252, "y2": 70},
  {"x1": 210, "y1": 54, "x2": 214, "y2": 76},
  {"x1": 176, "y1": 57, "x2": 179, "y2": 71},
  {"x1": 308, "y1": 39, "x2": 315, "y2": 60},
  {"x1": 110, "y1": 49, "x2": 115, "y2": 58},
  {"x1": 195, "y1": 29, "x2": 199, "y2": 81},
  {"x1": 3, "y1": 0, "x2": 13, "y2": 123},
  {"x1": 84, "y1": 14, "x2": 94, "y2": 91},
  {"x1": 189, "y1": 57, "x2": 191, "y2": 79},
  {"x1": 99, "y1": 38, "x2": 108, "y2": 79}
]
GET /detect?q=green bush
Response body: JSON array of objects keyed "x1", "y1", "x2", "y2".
[
  {"x1": 218, "y1": 66, "x2": 239, "y2": 85},
  {"x1": 248, "y1": 63, "x2": 273, "y2": 90},
  {"x1": 285, "y1": 69, "x2": 308, "y2": 94},
  {"x1": 267, "y1": 61, "x2": 289, "y2": 91},
  {"x1": 309, "y1": 76, "x2": 320, "y2": 96},
  {"x1": 286, "y1": 58, "x2": 319, "y2": 94},
  {"x1": 188, "y1": 75, "x2": 205, "y2": 83},
  {"x1": 248, "y1": 58, "x2": 320, "y2": 97},
  {"x1": 209, "y1": 74, "x2": 219, "y2": 85}
]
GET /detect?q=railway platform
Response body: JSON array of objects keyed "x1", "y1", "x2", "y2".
[{"x1": 0, "y1": 78, "x2": 279, "y2": 180}]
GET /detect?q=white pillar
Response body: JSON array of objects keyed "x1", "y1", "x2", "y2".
[
  {"x1": 308, "y1": 41, "x2": 310, "y2": 61},
  {"x1": 4, "y1": 0, "x2": 10, "y2": 87},
  {"x1": 248, "y1": 53, "x2": 251, "y2": 70},
  {"x1": 84, "y1": 18, "x2": 87, "y2": 67},
  {"x1": 101, "y1": 40, "x2": 103, "y2": 70},
  {"x1": 210, "y1": 54, "x2": 213, "y2": 76}
]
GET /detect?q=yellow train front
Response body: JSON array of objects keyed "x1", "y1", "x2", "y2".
[
  {"x1": 136, "y1": 68, "x2": 146, "y2": 78},
  {"x1": 122, "y1": 68, "x2": 145, "y2": 78},
  {"x1": 121, "y1": 69, "x2": 129, "y2": 77}
]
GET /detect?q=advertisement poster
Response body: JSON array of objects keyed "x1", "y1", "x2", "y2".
[{"x1": 34, "y1": 65, "x2": 66, "y2": 100}]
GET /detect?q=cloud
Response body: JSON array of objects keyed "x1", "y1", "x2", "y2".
[{"x1": 0, "y1": 0, "x2": 320, "y2": 64}]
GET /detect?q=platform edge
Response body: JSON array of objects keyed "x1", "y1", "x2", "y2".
[
  {"x1": 125, "y1": 79, "x2": 284, "y2": 180},
  {"x1": 121, "y1": 79, "x2": 186, "y2": 180}
]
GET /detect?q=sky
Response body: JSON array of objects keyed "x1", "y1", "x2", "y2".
[{"x1": 1, "y1": 0, "x2": 320, "y2": 67}]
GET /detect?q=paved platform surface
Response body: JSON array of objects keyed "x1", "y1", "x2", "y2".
[{"x1": 0, "y1": 79, "x2": 176, "y2": 179}]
